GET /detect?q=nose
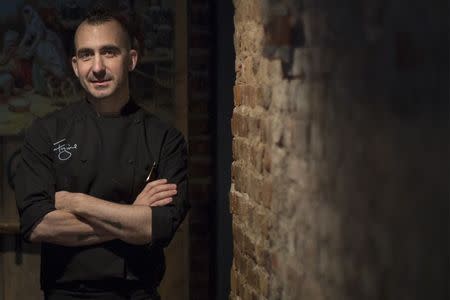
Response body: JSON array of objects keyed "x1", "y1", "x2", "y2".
[{"x1": 92, "y1": 54, "x2": 106, "y2": 78}]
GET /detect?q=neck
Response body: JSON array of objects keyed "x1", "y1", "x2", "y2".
[{"x1": 87, "y1": 90, "x2": 130, "y2": 115}]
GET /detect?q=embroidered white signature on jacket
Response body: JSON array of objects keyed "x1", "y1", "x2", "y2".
[{"x1": 53, "y1": 139, "x2": 78, "y2": 161}]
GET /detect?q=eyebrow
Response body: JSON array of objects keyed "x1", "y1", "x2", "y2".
[
  {"x1": 101, "y1": 45, "x2": 122, "y2": 53},
  {"x1": 76, "y1": 48, "x2": 93, "y2": 56},
  {"x1": 76, "y1": 45, "x2": 122, "y2": 56}
]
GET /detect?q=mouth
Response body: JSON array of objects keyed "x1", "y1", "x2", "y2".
[{"x1": 89, "y1": 79, "x2": 111, "y2": 88}]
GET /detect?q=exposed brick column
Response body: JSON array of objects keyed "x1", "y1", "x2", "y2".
[
  {"x1": 231, "y1": 0, "x2": 447, "y2": 299},
  {"x1": 231, "y1": 1, "x2": 273, "y2": 298}
]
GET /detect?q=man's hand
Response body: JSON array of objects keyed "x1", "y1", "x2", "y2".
[
  {"x1": 55, "y1": 191, "x2": 79, "y2": 211},
  {"x1": 134, "y1": 179, "x2": 177, "y2": 207},
  {"x1": 55, "y1": 179, "x2": 176, "y2": 212}
]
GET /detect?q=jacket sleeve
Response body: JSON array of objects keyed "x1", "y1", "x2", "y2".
[
  {"x1": 150, "y1": 127, "x2": 190, "y2": 248},
  {"x1": 15, "y1": 119, "x2": 56, "y2": 242}
]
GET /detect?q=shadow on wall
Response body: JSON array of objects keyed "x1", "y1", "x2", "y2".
[{"x1": 232, "y1": 0, "x2": 448, "y2": 299}]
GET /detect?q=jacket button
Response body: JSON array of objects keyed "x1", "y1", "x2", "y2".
[{"x1": 128, "y1": 159, "x2": 134, "y2": 164}]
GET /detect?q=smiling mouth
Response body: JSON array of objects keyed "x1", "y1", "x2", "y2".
[
  {"x1": 90, "y1": 79, "x2": 111, "y2": 83},
  {"x1": 90, "y1": 80, "x2": 111, "y2": 87}
]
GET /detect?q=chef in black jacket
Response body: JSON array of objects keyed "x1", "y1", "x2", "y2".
[{"x1": 15, "y1": 6, "x2": 189, "y2": 300}]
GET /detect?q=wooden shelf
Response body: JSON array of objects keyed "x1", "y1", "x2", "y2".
[{"x1": 0, "y1": 221, "x2": 20, "y2": 234}]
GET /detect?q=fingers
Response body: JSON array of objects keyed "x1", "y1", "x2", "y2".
[
  {"x1": 135, "y1": 195, "x2": 174, "y2": 207},
  {"x1": 134, "y1": 179, "x2": 177, "y2": 207},
  {"x1": 153, "y1": 188, "x2": 177, "y2": 199},
  {"x1": 134, "y1": 189, "x2": 178, "y2": 206},
  {"x1": 147, "y1": 183, "x2": 177, "y2": 197},
  {"x1": 143, "y1": 179, "x2": 168, "y2": 193},
  {"x1": 139, "y1": 188, "x2": 176, "y2": 206},
  {"x1": 150, "y1": 197, "x2": 173, "y2": 207}
]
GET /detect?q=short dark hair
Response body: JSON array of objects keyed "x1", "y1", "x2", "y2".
[{"x1": 82, "y1": 4, "x2": 133, "y2": 48}]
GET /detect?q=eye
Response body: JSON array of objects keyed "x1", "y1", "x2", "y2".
[
  {"x1": 102, "y1": 49, "x2": 118, "y2": 57},
  {"x1": 104, "y1": 50, "x2": 114, "y2": 57},
  {"x1": 78, "y1": 52, "x2": 92, "y2": 61}
]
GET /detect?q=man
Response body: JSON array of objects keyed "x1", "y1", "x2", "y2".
[{"x1": 15, "y1": 6, "x2": 189, "y2": 300}]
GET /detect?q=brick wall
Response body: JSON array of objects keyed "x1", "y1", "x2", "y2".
[{"x1": 231, "y1": 0, "x2": 447, "y2": 299}]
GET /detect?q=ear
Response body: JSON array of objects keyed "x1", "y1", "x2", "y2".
[
  {"x1": 128, "y1": 49, "x2": 138, "y2": 71},
  {"x1": 71, "y1": 56, "x2": 79, "y2": 78}
]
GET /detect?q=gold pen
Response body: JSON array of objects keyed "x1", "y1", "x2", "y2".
[{"x1": 145, "y1": 162, "x2": 157, "y2": 182}]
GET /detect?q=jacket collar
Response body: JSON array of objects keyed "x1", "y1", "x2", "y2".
[{"x1": 79, "y1": 98, "x2": 144, "y2": 122}]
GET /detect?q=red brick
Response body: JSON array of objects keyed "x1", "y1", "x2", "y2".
[
  {"x1": 243, "y1": 231, "x2": 256, "y2": 256},
  {"x1": 263, "y1": 145, "x2": 271, "y2": 172},
  {"x1": 242, "y1": 285, "x2": 253, "y2": 300},
  {"x1": 236, "y1": 272, "x2": 245, "y2": 297},
  {"x1": 233, "y1": 138, "x2": 264, "y2": 173},
  {"x1": 265, "y1": 15, "x2": 292, "y2": 47},
  {"x1": 232, "y1": 165, "x2": 265, "y2": 203},
  {"x1": 231, "y1": 161, "x2": 240, "y2": 181},
  {"x1": 254, "y1": 209, "x2": 271, "y2": 240},
  {"x1": 235, "y1": 250, "x2": 249, "y2": 280},
  {"x1": 251, "y1": 290, "x2": 260, "y2": 300},
  {"x1": 234, "y1": 0, "x2": 262, "y2": 23},
  {"x1": 250, "y1": 142, "x2": 264, "y2": 173},
  {"x1": 246, "y1": 265, "x2": 258, "y2": 290},
  {"x1": 231, "y1": 137, "x2": 242, "y2": 161},
  {"x1": 230, "y1": 268, "x2": 239, "y2": 296},
  {"x1": 260, "y1": 117, "x2": 272, "y2": 143},
  {"x1": 232, "y1": 221, "x2": 243, "y2": 249},
  {"x1": 259, "y1": 269, "x2": 270, "y2": 298},
  {"x1": 233, "y1": 85, "x2": 242, "y2": 106},
  {"x1": 233, "y1": 221, "x2": 256, "y2": 256},
  {"x1": 260, "y1": 178, "x2": 272, "y2": 209},
  {"x1": 229, "y1": 190, "x2": 238, "y2": 214},
  {"x1": 258, "y1": 86, "x2": 271, "y2": 109},
  {"x1": 231, "y1": 112, "x2": 249, "y2": 138},
  {"x1": 247, "y1": 115, "x2": 261, "y2": 136},
  {"x1": 234, "y1": 85, "x2": 262, "y2": 108},
  {"x1": 255, "y1": 246, "x2": 272, "y2": 273},
  {"x1": 245, "y1": 174, "x2": 261, "y2": 204}
]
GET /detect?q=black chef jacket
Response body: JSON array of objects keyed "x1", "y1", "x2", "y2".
[{"x1": 15, "y1": 99, "x2": 189, "y2": 290}]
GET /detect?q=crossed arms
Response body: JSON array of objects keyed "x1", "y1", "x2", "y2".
[
  {"x1": 16, "y1": 119, "x2": 189, "y2": 248},
  {"x1": 29, "y1": 179, "x2": 177, "y2": 247}
]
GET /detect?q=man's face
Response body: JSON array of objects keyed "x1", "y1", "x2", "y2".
[{"x1": 71, "y1": 20, "x2": 137, "y2": 101}]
